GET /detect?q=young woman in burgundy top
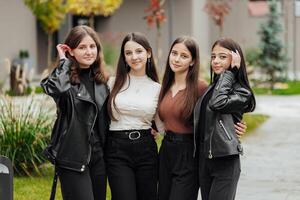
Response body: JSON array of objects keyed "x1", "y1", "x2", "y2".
[
  {"x1": 157, "y1": 36, "x2": 247, "y2": 200},
  {"x1": 158, "y1": 36, "x2": 206, "y2": 200}
]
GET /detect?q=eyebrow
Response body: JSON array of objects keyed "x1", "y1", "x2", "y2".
[{"x1": 211, "y1": 53, "x2": 229, "y2": 55}]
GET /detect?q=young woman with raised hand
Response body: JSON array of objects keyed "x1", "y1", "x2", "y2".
[
  {"x1": 194, "y1": 38, "x2": 256, "y2": 200},
  {"x1": 41, "y1": 25, "x2": 109, "y2": 200},
  {"x1": 105, "y1": 32, "x2": 164, "y2": 200}
]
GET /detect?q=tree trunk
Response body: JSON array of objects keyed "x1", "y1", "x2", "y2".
[
  {"x1": 270, "y1": 70, "x2": 275, "y2": 90},
  {"x1": 89, "y1": 14, "x2": 95, "y2": 29},
  {"x1": 47, "y1": 33, "x2": 53, "y2": 67},
  {"x1": 156, "y1": 29, "x2": 162, "y2": 73}
]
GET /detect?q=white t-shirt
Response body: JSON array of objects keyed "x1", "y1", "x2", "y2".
[{"x1": 107, "y1": 74, "x2": 164, "y2": 132}]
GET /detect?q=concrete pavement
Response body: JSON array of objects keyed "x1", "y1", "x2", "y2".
[{"x1": 236, "y1": 95, "x2": 300, "y2": 200}]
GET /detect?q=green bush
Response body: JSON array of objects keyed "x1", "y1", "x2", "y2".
[
  {"x1": 0, "y1": 96, "x2": 53, "y2": 176},
  {"x1": 102, "y1": 43, "x2": 118, "y2": 68}
]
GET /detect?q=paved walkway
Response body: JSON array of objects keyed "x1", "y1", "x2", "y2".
[
  {"x1": 198, "y1": 95, "x2": 300, "y2": 200},
  {"x1": 236, "y1": 95, "x2": 300, "y2": 200}
]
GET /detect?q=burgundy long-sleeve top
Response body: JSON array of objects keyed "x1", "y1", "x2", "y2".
[{"x1": 158, "y1": 79, "x2": 208, "y2": 134}]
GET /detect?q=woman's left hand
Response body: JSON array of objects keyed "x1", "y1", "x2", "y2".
[
  {"x1": 151, "y1": 129, "x2": 159, "y2": 140},
  {"x1": 231, "y1": 50, "x2": 241, "y2": 69},
  {"x1": 235, "y1": 121, "x2": 247, "y2": 138}
]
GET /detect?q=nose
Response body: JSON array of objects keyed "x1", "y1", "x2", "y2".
[
  {"x1": 212, "y1": 57, "x2": 220, "y2": 64},
  {"x1": 86, "y1": 47, "x2": 92, "y2": 55},
  {"x1": 132, "y1": 52, "x2": 138, "y2": 60},
  {"x1": 174, "y1": 55, "x2": 180, "y2": 62}
]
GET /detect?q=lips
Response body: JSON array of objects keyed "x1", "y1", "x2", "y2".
[{"x1": 172, "y1": 63, "x2": 181, "y2": 68}]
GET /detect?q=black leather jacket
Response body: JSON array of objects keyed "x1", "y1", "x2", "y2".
[
  {"x1": 194, "y1": 70, "x2": 252, "y2": 159},
  {"x1": 41, "y1": 59, "x2": 109, "y2": 172}
]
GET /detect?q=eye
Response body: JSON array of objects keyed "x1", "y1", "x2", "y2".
[
  {"x1": 125, "y1": 51, "x2": 132, "y2": 56},
  {"x1": 90, "y1": 44, "x2": 96, "y2": 49},
  {"x1": 78, "y1": 46, "x2": 85, "y2": 50},
  {"x1": 171, "y1": 51, "x2": 177, "y2": 56},
  {"x1": 220, "y1": 55, "x2": 227, "y2": 59},
  {"x1": 181, "y1": 54, "x2": 189, "y2": 59},
  {"x1": 136, "y1": 49, "x2": 143, "y2": 54},
  {"x1": 211, "y1": 55, "x2": 216, "y2": 59}
]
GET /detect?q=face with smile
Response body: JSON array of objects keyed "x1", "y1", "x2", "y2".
[
  {"x1": 70, "y1": 35, "x2": 97, "y2": 69},
  {"x1": 211, "y1": 44, "x2": 232, "y2": 74},
  {"x1": 169, "y1": 43, "x2": 194, "y2": 74},
  {"x1": 124, "y1": 40, "x2": 150, "y2": 76}
]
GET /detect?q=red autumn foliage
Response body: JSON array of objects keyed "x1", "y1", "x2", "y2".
[
  {"x1": 144, "y1": 0, "x2": 166, "y2": 29},
  {"x1": 204, "y1": 0, "x2": 232, "y2": 27}
]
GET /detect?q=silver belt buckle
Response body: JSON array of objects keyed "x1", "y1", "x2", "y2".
[{"x1": 128, "y1": 131, "x2": 141, "y2": 140}]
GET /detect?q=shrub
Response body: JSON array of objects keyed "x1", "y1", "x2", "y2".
[{"x1": 0, "y1": 95, "x2": 53, "y2": 176}]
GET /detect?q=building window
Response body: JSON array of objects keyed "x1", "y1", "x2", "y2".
[
  {"x1": 296, "y1": 0, "x2": 300, "y2": 17},
  {"x1": 248, "y1": 0, "x2": 282, "y2": 17}
]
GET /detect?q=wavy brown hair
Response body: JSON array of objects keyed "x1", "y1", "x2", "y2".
[
  {"x1": 159, "y1": 36, "x2": 200, "y2": 124},
  {"x1": 107, "y1": 32, "x2": 159, "y2": 120},
  {"x1": 63, "y1": 25, "x2": 107, "y2": 84},
  {"x1": 210, "y1": 37, "x2": 256, "y2": 112}
]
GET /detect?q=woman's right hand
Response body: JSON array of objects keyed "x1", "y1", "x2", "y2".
[{"x1": 56, "y1": 44, "x2": 71, "y2": 60}]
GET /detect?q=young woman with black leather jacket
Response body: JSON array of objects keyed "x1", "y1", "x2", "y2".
[
  {"x1": 194, "y1": 38, "x2": 256, "y2": 200},
  {"x1": 41, "y1": 25, "x2": 109, "y2": 200}
]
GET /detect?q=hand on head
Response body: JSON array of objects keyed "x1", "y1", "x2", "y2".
[
  {"x1": 56, "y1": 44, "x2": 71, "y2": 60},
  {"x1": 231, "y1": 50, "x2": 241, "y2": 69}
]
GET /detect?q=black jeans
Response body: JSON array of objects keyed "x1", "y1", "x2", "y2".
[
  {"x1": 199, "y1": 155, "x2": 240, "y2": 200},
  {"x1": 57, "y1": 147, "x2": 106, "y2": 200},
  {"x1": 106, "y1": 131, "x2": 158, "y2": 200},
  {"x1": 158, "y1": 134, "x2": 199, "y2": 200}
]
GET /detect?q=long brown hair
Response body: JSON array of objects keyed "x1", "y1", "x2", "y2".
[
  {"x1": 210, "y1": 38, "x2": 256, "y2": 112},
  {"x1": 159, "y1": 36, "x2": 200, "y2": 124},
  {"x1": 107, "y1": 32, "x2": 159, "y2": 120},
  {"x1": 63, "y1": 25, "x2": 107, "y2": 84}
]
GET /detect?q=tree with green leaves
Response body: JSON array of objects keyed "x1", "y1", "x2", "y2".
[
  {"x1": 258, "y1": 0, "x2": 287, "y2": 89},
  {"x1": 23, "y1": 0, "x2": 68, "y2": 67},
  {"x1": 67, "y1": 0, "x2": 123, "y2": 28}
]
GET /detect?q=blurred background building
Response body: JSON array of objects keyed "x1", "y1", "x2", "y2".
[{"x1": 1, "y1": 0, "x2": 300, "y2": 81}]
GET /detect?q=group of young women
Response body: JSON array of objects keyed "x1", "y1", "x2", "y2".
[{"x1": 41, "y1": 25, "x2": 255, "y2": 200}]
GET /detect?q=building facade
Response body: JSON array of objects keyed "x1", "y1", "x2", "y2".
[{"x1": 0, "y1": 0, "x2": 299, "y2": 80}]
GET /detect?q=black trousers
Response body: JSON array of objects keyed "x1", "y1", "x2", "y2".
[
  {"x1": 57, "y1": 147, "x2": 106, "y2": 200},
  {"x1": 199, "y1": 155, "x2": 240, "y2": 200},
  {"x1": 106, "y1": 131, "x2": 158, "y2": 200},
  {"x1": 158, "y1": 134, "x2": 199, "y2": 200}
]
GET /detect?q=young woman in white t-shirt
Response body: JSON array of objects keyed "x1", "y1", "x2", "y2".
[{"x1": 105, "y1": 32, "x2": 164, "y2": 200}]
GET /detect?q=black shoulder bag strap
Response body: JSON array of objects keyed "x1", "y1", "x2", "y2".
[{"x1": 49, "y1": 166, "x2": 58, "y2": 200}]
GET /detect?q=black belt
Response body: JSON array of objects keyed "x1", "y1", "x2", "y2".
[
  {"x1": 164, "y1": 130, "x2": 193, "y2": 142},
  {"x1": 109, "y1": 129, "x2": 151, "y2": 140}
]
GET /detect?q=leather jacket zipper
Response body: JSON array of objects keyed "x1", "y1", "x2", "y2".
[
  {"x1": 219, "y1": 120, "x2": 232, "y2": 140},
  {"x1": 208, "y1": 128, "x2": 214, "y2": 159},
  {"x1": 87, "y1": 101, "x2": 98, "y2": 164},
  {"x1": 76, "y1": 95, "x2": 98, "y2": 165},
  {"x1": 193, "y1": 85, "x2": 214, "y2": 158}
]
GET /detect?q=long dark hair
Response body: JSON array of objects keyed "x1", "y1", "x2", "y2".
[
  {"x1": 63, "y1": 25, "x2": 107, "y2": 84},
  {"x1": 159, "y1": 36, "x2": 200, "y2": 124},
  {"x1": 108, "y1": 32, "x2": 159, "y2": 120},
  {"x1": 211, "y1": 37, "x2": 256, "y2": 112}
]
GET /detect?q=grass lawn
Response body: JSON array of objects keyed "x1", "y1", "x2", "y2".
[
  {"x1": 14, "y1": 114, "x2": 267, "y2": 199},
  {"x1": 253, "y1": 81, "x2": 300, "y2": 95}
]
